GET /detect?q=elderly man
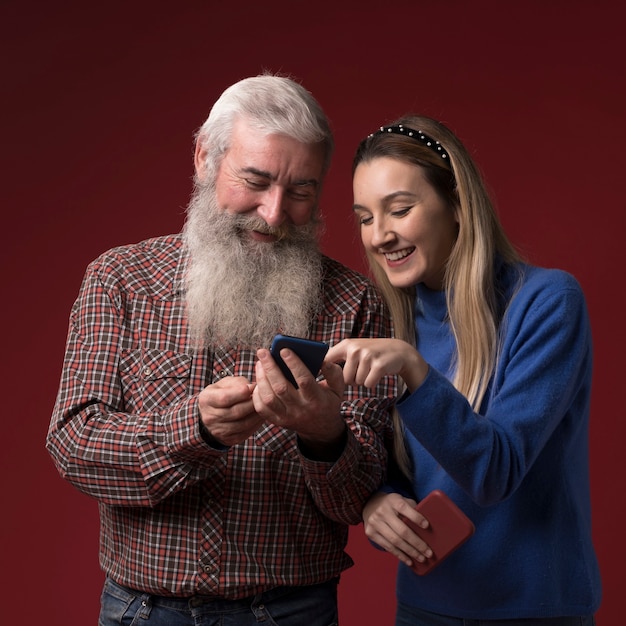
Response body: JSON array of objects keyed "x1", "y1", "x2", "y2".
[{"x1": 47, "y1": 74, "x2": 395, "y2": 625}]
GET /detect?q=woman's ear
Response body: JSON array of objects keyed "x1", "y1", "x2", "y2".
[{"x1": 453, "y1": 203, "x2": 461, "y2": 225}]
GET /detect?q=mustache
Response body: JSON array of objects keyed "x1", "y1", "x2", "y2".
[{"x1": 234, "y1": 215, "x2": 291, "y2": 241}]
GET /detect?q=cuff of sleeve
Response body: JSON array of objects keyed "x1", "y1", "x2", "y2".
[
  {"x1": 397, "y1": 365, "x2": 445, "y2": 416},
  {"x1": 199, "y1": 419, "x2": 230, "y2": 451},
  {"x1": 299, "y1": 427, "x2": 361, "y2": 487},
  {"x1": 167, "y1": 396, "x2": 229, "y2": 462}
]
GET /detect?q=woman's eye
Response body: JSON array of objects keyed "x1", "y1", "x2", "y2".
[
  {"x1": 358, "y1": 215, "x2": 373, "y2": 225},
  {"x1": 391, "y1": 206, "x2": 412, "y2": 217}
]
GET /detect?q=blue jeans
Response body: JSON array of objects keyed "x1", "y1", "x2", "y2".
[
  {"x1": 99, "y1": 577, "x2": 339, "y2": 626},
  {"x1": 396, "y1": 603, "x2": 595, "y2": 626}
]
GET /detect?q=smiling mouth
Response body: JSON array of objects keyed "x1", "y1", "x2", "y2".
[
  {"x1": 250, "y1": 229, "x2": 279, "y2": 242},
  {"x1": 235, "y1": 226, "x2": 282, "y2": 244},
  {"x1": 383, "y1": 247, "x2": 415, "y2": 262},
  {"x1": 245, "y1": 224, "x2": 289, "y2": 241}
]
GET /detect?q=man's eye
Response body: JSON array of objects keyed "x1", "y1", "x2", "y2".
[
  {"x1": 244, "y1": 178, "x2": 268, "y2": 189},
  {"x1": 288, "y1": 188, "x2": 315, "y2": 200}
]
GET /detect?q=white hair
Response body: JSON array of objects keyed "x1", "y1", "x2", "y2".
[
  {"x1": 195, "y1": 74, "x2": 334, "y2": 182},
  {"x1": 183, "y1": 178, "x2": 324, "y2": 349}
]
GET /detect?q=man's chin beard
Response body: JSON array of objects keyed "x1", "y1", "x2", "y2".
[{"x1": 183, "y1": 181, "x2": 324, "y2": 350}]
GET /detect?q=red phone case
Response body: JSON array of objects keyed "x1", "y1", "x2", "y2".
[{"x1": 403, "y1": 490, "x2": 475, "y2": 575}]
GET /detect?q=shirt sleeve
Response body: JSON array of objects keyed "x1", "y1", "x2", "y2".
[
  {"x1": 46, "y1": 259, "x2": 224, "y2": 508},
  {"x1": 297, "y1": 281, "x2": 397, "y2": 525},
  {"x1": 396, "y1": 272, "x2": 592, "y2": 506}
]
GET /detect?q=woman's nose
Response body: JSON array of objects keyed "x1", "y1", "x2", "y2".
[{"x1": 370, "y1": 218, "x2": 394, "y2": 247}]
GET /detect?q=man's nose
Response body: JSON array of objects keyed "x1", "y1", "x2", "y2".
[{"x1": 257, "y1": 187, "x2": 288, "y2": 227}]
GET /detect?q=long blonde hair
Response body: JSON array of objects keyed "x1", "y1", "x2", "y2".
[{"x1": 353, "y1": 116, "x2": 521, "y2": 475}]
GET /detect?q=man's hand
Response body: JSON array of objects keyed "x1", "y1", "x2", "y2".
[
  {"x1": 252, "y1": 348, "x2": 347, "y2": 460},
  {"x1": 198, "y1": 376, "x2": 264, "y2": 447}
]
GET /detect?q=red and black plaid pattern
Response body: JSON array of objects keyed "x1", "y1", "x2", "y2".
[{"x1": 47, "y1": 234, "x2": 396, "y2": 598}]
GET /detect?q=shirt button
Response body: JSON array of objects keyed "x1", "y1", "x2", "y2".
[
  {"x1": 142, "y1": 366, "x2": 152, "y2": 378},
  {"x1": 218, "y1": 370, "x2": 229, "y2": 378}
]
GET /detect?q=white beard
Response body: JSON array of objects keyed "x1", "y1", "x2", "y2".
[{"x1": 183, "y1": 180, "x2": 324, "y2": 350}]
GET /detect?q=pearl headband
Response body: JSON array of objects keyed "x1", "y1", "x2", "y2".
[{"x1": 369, "y1": 124, "x2": 449, "y2": 162}]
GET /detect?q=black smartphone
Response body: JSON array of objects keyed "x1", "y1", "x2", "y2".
[
  {"x1": 269, "y1": 334, "x2": 329, "y2": 388},
  {"x1": 403, "y1": 490, "x2": 475, "y2": 575}
]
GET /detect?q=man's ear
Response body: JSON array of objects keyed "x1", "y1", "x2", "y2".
[{"x1": 194, "y1": 137, "x2": 209, "y2": 181}]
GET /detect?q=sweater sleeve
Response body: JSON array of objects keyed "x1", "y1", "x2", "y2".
[{"x1": 397, "y1": 270, "x2": 592, "y2": 506}]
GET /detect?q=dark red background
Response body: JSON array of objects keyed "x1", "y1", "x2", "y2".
[{"x1": 2, "y1": 2, "x2": 624, "y2": 624}]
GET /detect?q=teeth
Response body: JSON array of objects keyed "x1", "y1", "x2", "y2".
[{"x1": 384, "y1": 248, "x2": 413, "y2": 261}]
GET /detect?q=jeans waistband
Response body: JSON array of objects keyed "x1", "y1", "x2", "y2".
[{"x1": 106, "y1": 577, "x2": 336, "y2": 611}]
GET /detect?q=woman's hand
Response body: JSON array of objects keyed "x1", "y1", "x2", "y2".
[
  {"x1": 325, "y1": 338, "x2": 428, "y2": 392},
  {"x1": 363, "y1": 491, "x2": 433, "y2": 567}
]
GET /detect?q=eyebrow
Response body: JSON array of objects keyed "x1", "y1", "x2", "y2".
[
  {"x1": 352, "y1": 190, "x2": 417, "y2": 211},
  {"x1": 241, "y1": 167, "x2": 319, "y2": 188}
]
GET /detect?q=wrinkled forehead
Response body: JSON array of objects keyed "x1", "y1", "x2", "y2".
[{"x1": 225, "y1": 119, "x2": 326, "y2": 182}]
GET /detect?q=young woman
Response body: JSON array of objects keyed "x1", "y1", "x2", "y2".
[{"x1": 325, "y1": 118, "x2": 601, "y2": 625}]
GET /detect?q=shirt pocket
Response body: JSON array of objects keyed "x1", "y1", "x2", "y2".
[{"x1": 119, "y1": 348, "x2": 192, "y2": 413}]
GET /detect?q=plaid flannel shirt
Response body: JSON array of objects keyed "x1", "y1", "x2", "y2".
[{"x1": 47, "y1": 234, "x2": 396, "y2": 598}]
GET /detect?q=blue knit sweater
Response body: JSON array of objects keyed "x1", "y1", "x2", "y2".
[{"x1": 392, "y1": 262, "x2": 602, "y2": 619}]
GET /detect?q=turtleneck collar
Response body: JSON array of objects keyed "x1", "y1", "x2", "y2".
[{"x1": 415, "y1": 283, "x2": 448, "y2": 323}]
